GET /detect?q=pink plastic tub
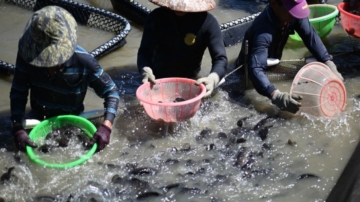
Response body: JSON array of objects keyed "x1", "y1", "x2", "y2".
[{"x1": 136, "y1": 78, "x2": 206, "y2": 123}]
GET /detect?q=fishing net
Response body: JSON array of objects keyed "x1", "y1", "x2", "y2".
[{"x1": 0, "y1": 0, "x2": 131, "y2": 76}]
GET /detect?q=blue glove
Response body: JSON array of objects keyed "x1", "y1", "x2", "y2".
[
  {"x1": 13, "y1": 125, "x2": 38, "y2": 151},
  {"x1": 88, "y1": 124, "x2": 111, "y2": 152},
  {"x1": 141, "y1": 67, "x2": 156, "y2": 84}
]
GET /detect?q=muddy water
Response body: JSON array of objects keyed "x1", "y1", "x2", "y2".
[{"x1": 1, "y1": 0, "x2": 360, "y2": 201}]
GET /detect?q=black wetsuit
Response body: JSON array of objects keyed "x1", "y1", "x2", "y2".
[{"x1": 137, "y1": 7, "x2": 227, "y2": 79}]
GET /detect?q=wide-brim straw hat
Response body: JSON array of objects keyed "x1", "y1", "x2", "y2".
[
  {"x1": 149, "y1": 0, "x2": 216, "y2": 12},
  {"x1": 18, "y1": 6, "x2": 77, "y2": 67}
]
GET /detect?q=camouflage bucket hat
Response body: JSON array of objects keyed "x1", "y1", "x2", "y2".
[{"x1": 19, "y1": 6, "x2": 77, "y2": 67}]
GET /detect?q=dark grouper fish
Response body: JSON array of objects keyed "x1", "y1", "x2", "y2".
[
  {"x1": 38, "y1": 124, "x2": 91, "y2": 153},
  {"x1": 0, "y1": 167, "x2": 15, "y2": 183},
  {"x1": 129, "y1": 167, "x2": 158, "y2": 176}
]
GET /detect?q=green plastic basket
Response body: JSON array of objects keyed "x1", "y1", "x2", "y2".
[
  {"x1": 289, "y1": 4, "x2": 339, "y2": 42},
  {"x1": 26, "y1": 115, "x2": 97, "y2": 169}
]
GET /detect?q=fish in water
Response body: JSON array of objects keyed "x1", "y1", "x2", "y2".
[
  {"x1": 236, "y1": 115, "x2": 253, "y2": 128},
  {"x1": 178, "y1": 187, "x2": 207, "y2": 195},
  {"x1": 38, "y1": 144, "x2": 57, "y2": 153},
  {"x1": 196, "y1": 128, "x2": 213, "y2": 141},
  {"x1": 39, "y1": 124, "x2": 91, "y2": 153},
  {"x1": 33, "y1": 195, "x2": 58, "y2": 202},
  {"x1": 297, "y1": 173, "x2": 320, "y2": 180},
  {"x1": 165, "y1": 158, "x2": 180, "y2": 165},
  {"x1": 179, "y1": 143, "x2": 191, "y2": 152},
  {"x1": 161, "y1": 183, "x2": 182, "y2": 193},
  {"x1": 257, "y1": 126, "x2": 273, "y2": 141},
  {"x1": 111, "y1": 174, "x2": 123, "y2": 184},
  {"x1": 0, "y1": 167, "x2": 15, "y2": 183},
  {"x1": 129, "y1": 167, "x2": 158, "y2": 176},
  {"x1": 217, "y1": 132, "x2": 227, "y2": 139},
  {"x1": 185, "y1": 159, "x2": 195, "y2": 167},
  {"x1": 287, "y1": 139, "x2": 297, "y2": 146},
  {"x1": 205, "y1": 143, "x2": 216, "y2": 150},
  {"x1": 136, "y1": 191, "x2": 162, "y2": 199},
  {"x1": 252, "y1": 116, "x2": 272, "y2": 130},
  {"x1": 125, "y1": 162, "x2": 138, "y2": 171},
  {"x1": 111, "y1": 175, "x2": 153, "y2": 198}
]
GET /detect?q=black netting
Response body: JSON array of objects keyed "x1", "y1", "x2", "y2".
[
  {"x1": 0, "y1": 61, "x2": 15, "y2": 75},
  {"x1": 35, "y1": 0, "x2": 90, "y2": 24},
  {"x1": 221, "y1": 13, "x2": 261, "y2": 47},
  {"x1": 0, "y1": 0, "x2": 131, "y2": 75},
  {"x1": 110, "y1": 0, "x2": 150, "y2": 25}
]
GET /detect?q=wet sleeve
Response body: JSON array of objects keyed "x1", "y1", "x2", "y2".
[
  {"x1": 137, "y1": 10, "x2": 158, "y2": 74},
  {"x1": 88, "y1": 57, "x2": 120, "y2": 124},
  {"x1": 295, "y1": 18, "x2": 332, "y2": 62},
  {"x1": 247, "y1": 34, "x2": 277, "y2": 97},
  {"x1": 206, "y1": 14, "x2": 228, "y2": 78},
  {"x1": 10, "y1": 54, "x2": 30, "y2": 124}
]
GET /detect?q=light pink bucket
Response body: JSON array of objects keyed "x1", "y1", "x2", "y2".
[
  {"x1": 136, "y1": 77, "x2": 206, "y2": 122},
  {"x1": 290, "y1": 62, "x2": 346, "y2": 117}
]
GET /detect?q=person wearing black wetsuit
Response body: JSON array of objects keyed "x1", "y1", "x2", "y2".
[{"x1": 137, "y1": 0, "x2": 228, "y2": 97}]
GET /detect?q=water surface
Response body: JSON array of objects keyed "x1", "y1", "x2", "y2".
[{"x1": 1, "y1": 0, "x2": 360, "y2": 201}]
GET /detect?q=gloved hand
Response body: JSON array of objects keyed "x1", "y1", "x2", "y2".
[
  {"x1": 195, "y1": 73, "x2": 220, "y2": 98},
  {"x1": 271, "y1": 90, "x2": 302, "y2": 114},
  {"x1": 325, "y1": 61, "x2": 344, "y2": 81},
  {"x1": 13, "y1": 125, "x2": 38, "y2": 151},
  {"x1": 141, "y1": 67, "x2": 156, "y2": 84},
  {"x1": 88, "y1": 124, "x2": 111, "y2": 152}
]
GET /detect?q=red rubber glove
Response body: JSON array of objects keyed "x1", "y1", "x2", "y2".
[
  {"x1": 13, "y1": 125, "x2": 38, "y2": 151},
  {"x1": 88, "y1": 124, "x2": 111, "y2": 152}
]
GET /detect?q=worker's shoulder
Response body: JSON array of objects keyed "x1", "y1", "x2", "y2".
[{"x1": 73, "y1": 46, "x2": 99, "y2": 69}]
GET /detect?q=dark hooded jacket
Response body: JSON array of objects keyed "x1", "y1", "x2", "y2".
[{"x1": 235, "y1": 5, "x2": 332, "y2": 97}]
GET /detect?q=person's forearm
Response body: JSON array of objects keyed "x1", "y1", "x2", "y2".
[{"x1": 249, "y1": 67, "x2": 277, "y2": 98}]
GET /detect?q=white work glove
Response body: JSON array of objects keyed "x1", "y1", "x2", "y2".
[
  {"x1": 324, "y1": 61, "x2": 344, "y2": 81},
  {"x1": 141, "y1": 67, "x2": 156, "y2": 84},
  {"x1": 271, "y1": 90, "x2": 302, "y2": 114},
  {"x1": 195, "y1": 73, "x2": 220, "y2": 98}
]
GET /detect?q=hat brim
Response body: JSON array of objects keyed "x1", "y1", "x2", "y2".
[
  {"x1": 19, "y1": 28, "x2": 77, "y2": 67},
  {"x1": 284, "y1": 0, "x2": 310, "y2": 19},
  {"x1": 18, "y1": 6, "x2": 77, "y2": 67},
  {"x1": 149, "y1": 0, "x2": 216, "y2": 12}
]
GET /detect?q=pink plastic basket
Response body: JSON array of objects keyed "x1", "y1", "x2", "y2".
[
  {"x1": 338, "y1": 2, "x2": 360, "y2": 38},
  {"x1": 136, "y1": 78, "x2": 206, "y2": 123},
  {"x1": 290, "y1": 62, "x2": 346, "y2": 117}
]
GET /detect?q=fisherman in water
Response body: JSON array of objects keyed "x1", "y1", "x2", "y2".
[
  {"x1": 231, "y1": 0, "x2": 343, "y2": 114},
  {"x1": 137, "y1": 0, "x2": 228, "y2": 98},
  {"x1": 10, "y1": 6, "x2": 120, "y2": 152}
]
